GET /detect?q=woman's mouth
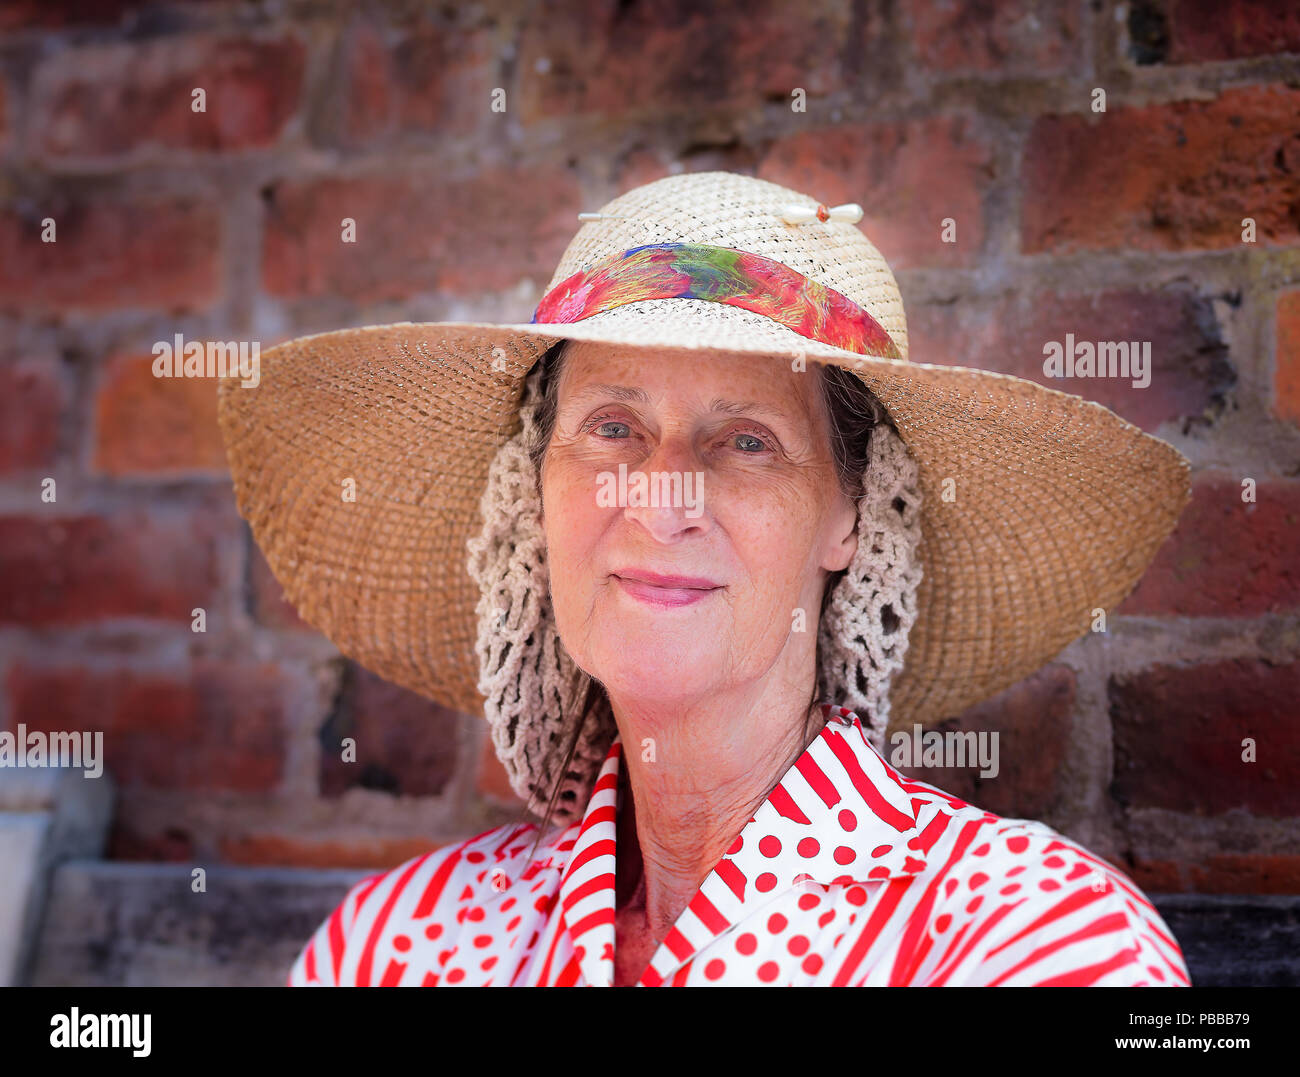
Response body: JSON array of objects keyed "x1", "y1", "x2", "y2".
[{"x1": 611, "y1": 572, "x2": 722, "y2": 609}]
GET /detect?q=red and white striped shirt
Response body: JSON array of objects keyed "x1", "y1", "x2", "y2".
[{"x1": 288, "y1": 703, "x2": 1190, "y2": 986}]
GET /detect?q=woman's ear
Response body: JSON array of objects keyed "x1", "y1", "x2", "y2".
[{"x1": 821, "y1": 493, "x2": 859, "y2": 573}]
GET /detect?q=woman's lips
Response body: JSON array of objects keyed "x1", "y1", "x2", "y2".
[{"x1": 612, "y1": 573, "x2": 722, "y2": 609}]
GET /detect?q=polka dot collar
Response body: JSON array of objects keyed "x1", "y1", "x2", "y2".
[{"x1": 555, "y1": 702, "x2": 937, "y2": 987}]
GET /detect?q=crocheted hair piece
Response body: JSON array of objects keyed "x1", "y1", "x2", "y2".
[{"x1": 466, "y1": 360, "x2": 924, "y2": 826}]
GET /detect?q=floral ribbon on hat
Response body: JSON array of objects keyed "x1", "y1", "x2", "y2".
[{"x1": 530, "y1": 242, "x2": 902, "y2": 361}]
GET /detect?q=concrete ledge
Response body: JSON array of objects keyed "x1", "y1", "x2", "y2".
[
  {"x1": 29, "y1": 861, "x2": 369, "y2": 987},
  {"x1": 0, "y1": 767, "x2": 114, "y2": 986},
  {"x1": 1150, "y1": 894, "x2": 1300, "y2": 987},
  {"x1": 23, "y1": 861, "x2": 1300, "y2": 986}
]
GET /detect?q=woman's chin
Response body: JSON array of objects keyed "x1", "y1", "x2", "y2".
[{"x1": 588, "y1": 650, "x2": 716, "y2": 704}]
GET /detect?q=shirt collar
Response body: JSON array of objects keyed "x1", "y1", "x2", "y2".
[
  {"x1": 727, "y1": 703, "x2": 931, "y2": 890},
  {"x1": 550, "y1": 703, "x2": 934, "y2": 987}
]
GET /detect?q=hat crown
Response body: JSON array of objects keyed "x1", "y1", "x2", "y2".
[{"x1": 546, "y1": 171, "x2": 908, "y2": 362}]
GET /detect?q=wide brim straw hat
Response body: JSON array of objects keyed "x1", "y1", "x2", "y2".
[{"x1": 218, "y1": 170, "x2": 1190, "y2": 764}]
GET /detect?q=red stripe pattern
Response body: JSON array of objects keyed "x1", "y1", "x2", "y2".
[{"x1": 287, "y1": 704, "x2": 1190, "y2": 987}]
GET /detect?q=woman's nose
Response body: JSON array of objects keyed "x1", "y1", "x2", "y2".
[
  {"x1": 618, "y1": 436, "x2": 711, "y2": 541},
  {"x1": 622, "y1": 489, "x2": 709, "y2": 542}
]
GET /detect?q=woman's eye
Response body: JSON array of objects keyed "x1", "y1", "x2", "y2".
[
  {"x1": 733, "y1": 432, "x2": 769, "y2": 453},
  {"x1": 588, "y1": 418, "x2": 631, "y2": 438}
]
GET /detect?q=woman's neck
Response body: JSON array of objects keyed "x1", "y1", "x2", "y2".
[{"x1": 610, "y1": 693, "x2": 824, "y2": 943}]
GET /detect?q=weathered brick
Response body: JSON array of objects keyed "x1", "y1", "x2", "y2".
[
  {"x1": 31, "y1": 33, "x2": 305, "y2": 161},
  {"x1": 318, "y1": 662, "x2": 461, "y2": 798},
  {"x1": 516, "y1": 0, "x2": 851, "y2": 122},
  {"x1": 107, "y1": 823, "x2": 194, "y2": 862},
  {"x1": 5, "y1": 661, "x2": 288, "y2": 792},
  {"x1": 247, "y1": 539, "x2": 312, "y2": 632},
  {"x1": 1110, "y1": 658, "x2": 1300, "y2": 815},
  {"x1": 1120, "y1": 473, "x2": 1300, "y2": 616},
  {"x1": 911, "y1": 0, "x2": 1082, "y2": 74},
  {"x1": 92, "y1": 351, "x2": 227, "y2": 476},
  {"x1": 334, "y1": 18, "x2": 496, "y2": 145},
  {"x1": 890, "y1": 663, "x2": 1075, "y2": 820},
  {"x1": 1022, "y1": 85, "x2": 1300, "y2": 253},
  {"x1": 0, "y1": 198, "x2": 219, "y2": 314},
  {"x1": 0, "y1": 1, "x2": 133, "y2": 31},
  {"x1": 0, "y1": 359, "x2": 65, "y2": 472},
  {"x1": 759, "y1": 116, "x2": 994, "y2": 269},
  {"x1": 219, "y1": 834, "x2": 443, "y2": 869},
  {"x1": 1109, "y1": 853, "x2": 1300, "y2": 894},
  {"x1": 1187, "y1": 854, "x2": 1300, "y2": 894},
  {"x1": 1167, "y1": 0, "x2": 1300, "y2": 63},
  {"x1": 908, "y1": 287, "x2": 1236, "y2": 432},
  {"x1": 1128, "y1": 857, "x2": 1185, "y2": 893},
  {"x1": 261, "y1": 165, "x2": 580, "y2": 302},
  {"x1": 0, "y1": 510, "x2": 224, "y2": 626},
  {"x1": 1274, "y1": 287, "x2": 1300, "y2": 426}
]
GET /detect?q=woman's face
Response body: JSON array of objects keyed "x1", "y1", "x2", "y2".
[{"x1": 539, "y1": 340, "x2": 860, "y2": 711}]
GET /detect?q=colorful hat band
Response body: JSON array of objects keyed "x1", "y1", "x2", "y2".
[{"x1": 531, "y1": 242, "x2": 902, "y2": 360}]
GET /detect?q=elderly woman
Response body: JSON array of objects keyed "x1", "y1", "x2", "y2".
[{"x1": 220, "y1": 171, "x2": 1192, "y2": 986}]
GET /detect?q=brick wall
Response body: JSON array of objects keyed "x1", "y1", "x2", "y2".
[{"x1": 0, "y1": 1, "x2": 1296, "y2": 895}]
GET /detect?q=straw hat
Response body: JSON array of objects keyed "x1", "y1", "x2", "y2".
[{"x1": 218, "y1": 170, "x2": 1189, "y2": 807}]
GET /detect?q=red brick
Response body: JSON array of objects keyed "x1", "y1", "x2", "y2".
[
  {"x1": 0, "y1": 359, "x2": 65, "y2": 472},
  {"x1": 908, "y1": 288, "x2": 1235, "y2": 432},
  {"x1": 0, "y1": 1, "x2": 134, "y2": 31},
  {"x1": 31, "y1": 33, "x2": 304, "y2": 161},
  {"x1": 1168, "y1": 0, "x2": 1300, "y2": 63},
  {"x1": 1274, "y1": 288, "x2": 1300, "y2": 425},
  {"x1": 92, "y1": 353, "x2": 228, "y2": 476},
  {"x1": 1110, "y1": 658, "x2": 1300, "y2": 815},
  {"x1": 1128, "y1": 858, "x2": 1185, "y2": 893},
  {"x1": 219, "y1": 834, "x2": 443, "y2": 869},
  {"x1": 261, "y1": 165, "x2": 580, "y2": 302},
  {"x1": 516, "y1": 0, "x2": 851, "y2": 122},
  {"x1": 1132, "y1": 854, "x2": 1300, "y2": 894},
  {"x1": 1187, "y1": 854, "x2": 1300, "y2": 894},
  {"x1": 319, "y1": 663, "x2": 461, "y2": 798},
  {"x1": 1120, "y1": 473, "x2": 1300, "y2": 616},
  {"x1": 247, "y1": 540, "x2": 312, "y2": 631},
  {"x1": 759, "y1": 116, "x2": 994, "y2": 269},
  {"x1": 478, "y1": 732, "x2": 521, "y2": 803},
  {"x1": 1022, "y1": 85, "x2": 1300, "y2": 253},
  {"x1": 911, "y1": 0, "x2": 1082, "y2": 74},
  {"x1": 107, "y1": 823, "x2": 194, "y2": 862},
  {"x1": 890, "y1": 663, "x2": 1075, "y2": 820},
  {"x1": 5, "y1": 661, "x2": 287, "y2": 792},
  {"x1": 0, "y1": 510, "x2": 224, "y2": 626},
  {"x1": 335, "y1": 18, "x2": 496, "y2": 145},
  {"x1": 92, "y1": 351, "x2": 228, "y2": 476},
  {"x1": 0, "y1": 198, "x2": 219, "y2": 314}
]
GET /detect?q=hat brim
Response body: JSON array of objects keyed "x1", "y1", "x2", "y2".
[{"x1": 217, "y1": 299, "x2": 1190, "y2": 730}]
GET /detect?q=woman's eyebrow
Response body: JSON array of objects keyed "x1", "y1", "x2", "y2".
[{"x1": 567, "y1": 384, "x2": 792, "y2": 423}]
